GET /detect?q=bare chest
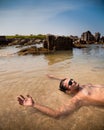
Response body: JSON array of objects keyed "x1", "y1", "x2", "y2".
[{"x1": 81, "y1": 86, "x2": 104, "y2": 105}]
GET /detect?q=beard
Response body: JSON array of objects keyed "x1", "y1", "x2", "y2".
[{"x1": 72, "y1": 83, "x2": 80, "y2": 91}]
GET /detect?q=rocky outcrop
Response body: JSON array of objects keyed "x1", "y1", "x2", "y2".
[
  {"x1": 0, "y1": 36, "x2": 6, "y2": 41},
  {"x1": 73, "y1": 43, "x2": 87, "y2": 49},
  {"x1": 0, "y1": 36, "x2": 9, "y2": 46},
  {"x1": 8, "y1": 38, "x2": 43, "y2": 46},
  {"x1": 81, "y1": 31, "x2": 95, "y2": 43},
  {"x1": 100, "y1": 36, "x2": 104, "y2": 43},
  {"x1": 17, "y1": 46, "x2": 53, "y2": 55},
  {"x1": 0, "y1": 31, "x2": 104, "y2": 56},
  {"x1": 94, "y1": 32, "x2": 101, "y2": 42},
  {"x1": 44, "y1": 35, "x2": 73, "y2": 50},
  {"x1": 17, "y1": 35, "x2": 73, "y2": 56}
]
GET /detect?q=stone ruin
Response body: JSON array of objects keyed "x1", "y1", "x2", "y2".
[{"x1": 44, "y1": 35, "x2": 73, "y2": 50}]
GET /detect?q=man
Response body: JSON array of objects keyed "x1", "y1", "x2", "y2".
[{"x1": 17, "y1": 75, "x2": 104, "y2": 118}]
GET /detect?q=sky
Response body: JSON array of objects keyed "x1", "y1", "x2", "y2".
[{"x1": 0, "y1": 0, "x2": 104, "y2": 37}]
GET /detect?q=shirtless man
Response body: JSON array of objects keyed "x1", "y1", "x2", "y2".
[{"x1": 17, "y1": 75, "x2": 104, "y2": 118}]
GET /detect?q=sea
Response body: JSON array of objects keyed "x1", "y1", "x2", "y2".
[{"x1": 0, "y1": 44, "x2": 104, "y2": 130}]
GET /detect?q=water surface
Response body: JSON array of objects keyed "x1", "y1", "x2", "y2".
[{"x1": 0, "y1": 44, "x2": 104, "y2": 130}]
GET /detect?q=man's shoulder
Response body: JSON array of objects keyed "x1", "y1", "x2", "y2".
[
  {"x1": 71, "y1": 92, "x2": 84, "y2": 102},
  {"x1": 73, "y1": 90, "x2": 87, "y2": 102},
  {"x1": 68, "y1": 94, "x2": 84, "y2": 108}
]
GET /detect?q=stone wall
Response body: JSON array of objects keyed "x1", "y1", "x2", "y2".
[{"x1": 44, "y1": 35, "x2": 73, "y2": 50}]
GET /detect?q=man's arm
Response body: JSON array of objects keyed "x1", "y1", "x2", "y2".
[
  {"x1": 17, "y1": 95, "x2": 82, "y2": 118},
  {"x1": 47, "y1": 74, "x2": 63, "y2": 81}
]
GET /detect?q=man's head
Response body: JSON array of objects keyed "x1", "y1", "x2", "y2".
[
  {"x1": 59, "y1": 78, "x2": 79, "y2": 93},
  {"x1": 59, "y1": 78, "x2": 68, "y2": 92}
]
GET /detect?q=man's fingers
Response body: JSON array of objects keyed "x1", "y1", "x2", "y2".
[
  {"x1": 17, "y1": 97, "x2": 23, "y2": 102},
  {"x1": 17, "y1": 97, "x2": 24, "y2": 105},
  {"x1": 20, "y1": 95, "x2": 25, "y2": 99}
]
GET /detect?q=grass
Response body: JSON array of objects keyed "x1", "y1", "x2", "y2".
[{"x1": 6, "y1": 34, "x2": 46, "y2": 40}]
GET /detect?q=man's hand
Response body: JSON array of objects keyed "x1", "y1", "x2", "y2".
[
  {"x1": 17, "y1": 95, "x2": 35, "y2": 107},
  {"x1": 46, "y1": 74, "x2": 62, "y2": 81},
  {"x1": 47, "y1": 74, "x2": 54, "y2": 78}
]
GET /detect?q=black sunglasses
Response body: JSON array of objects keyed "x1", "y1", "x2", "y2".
[{"x1": 68, "y1": 79, "x2": 73, "y2": 85}]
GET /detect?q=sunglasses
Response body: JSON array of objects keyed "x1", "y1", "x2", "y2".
[{"x1": 68, "y1": 79, "x2": 73, "y2": 85}]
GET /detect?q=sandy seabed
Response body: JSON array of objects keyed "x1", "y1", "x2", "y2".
[{"x1": 0, "y1": 45, "x2": 104, "y2": 130}]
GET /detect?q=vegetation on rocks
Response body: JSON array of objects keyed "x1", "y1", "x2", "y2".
[{"x1": 6, "y1": 34, "x2": 46, "y2": 40}]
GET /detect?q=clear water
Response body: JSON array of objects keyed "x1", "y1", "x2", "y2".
[{"x1": 0, "y1": 44, "x2": 104, "y2": 130}]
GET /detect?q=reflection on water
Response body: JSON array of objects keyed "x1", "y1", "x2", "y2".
[
  {"x1": 44, "y1": 50, "x2": 73, "y2": 65},
  {"x1": 0, "y1": 44, "x2": 104, "y2": 130}
]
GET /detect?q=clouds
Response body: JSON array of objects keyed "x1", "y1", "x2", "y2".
[
  {"x1": 0, "y1": 0, "x2": 75, "y2": 22},
  {"x1": 0, "y1": 0, "x2": 104, "y2": 36}
]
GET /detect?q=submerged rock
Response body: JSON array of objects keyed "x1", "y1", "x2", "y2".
[
  {"x1": 73, "y1": 43, "x2": 87, "y2": 48},
  {"x1": 17, "y1": 46, "x2": 53, "y2": 56}
]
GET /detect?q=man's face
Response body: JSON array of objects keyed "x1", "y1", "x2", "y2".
[{"x1": 62, "y1": 78, "x2": 79, "y2": 91}]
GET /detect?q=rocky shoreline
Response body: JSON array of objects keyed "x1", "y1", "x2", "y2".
[{"x1": 0, "y1": 31, "x2": 104, "y2": 56}]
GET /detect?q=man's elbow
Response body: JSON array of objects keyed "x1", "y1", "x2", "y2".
[
  {"x1": 52, "y1": 113, "x2": 62, "y2": 119},
  {"x1": 52, "y1": 111, "x2": 67, "y2": 119}
]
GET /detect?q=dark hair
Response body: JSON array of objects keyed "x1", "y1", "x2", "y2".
[{"x1": 59, "y1": 78, "x2": 67, "y2": 93}]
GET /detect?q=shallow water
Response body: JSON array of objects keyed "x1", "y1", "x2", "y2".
[{"x1": 0, "y1": 44, "x2": 104, "y2": 130}]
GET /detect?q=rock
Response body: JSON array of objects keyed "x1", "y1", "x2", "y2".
[
  {"x1": 45, "y1": 35, "x2": 73, "y2": 50},
  {"x1": 17, "y1": 46, "x2": 53, "y2": 56}
]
